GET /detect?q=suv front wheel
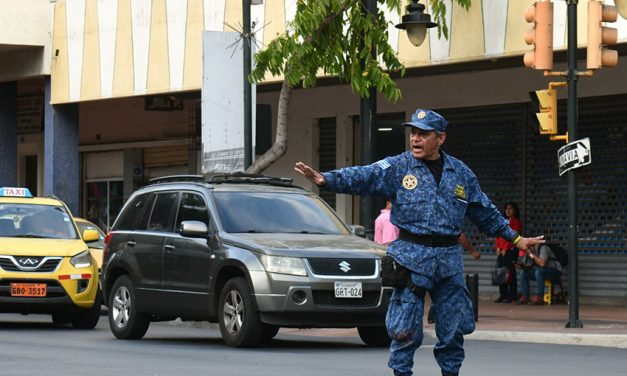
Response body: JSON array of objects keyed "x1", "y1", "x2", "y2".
[
  {"x1": 218, "y1": 277, "x2": 266, "y2": 347},
  {"x1": 108, "y1": 275, "x2": 150, "y2": 339}
]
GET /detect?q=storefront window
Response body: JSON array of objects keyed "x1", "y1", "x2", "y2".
[{"x1": 85, "y1": 180, "x2": 123, "y2": 232}]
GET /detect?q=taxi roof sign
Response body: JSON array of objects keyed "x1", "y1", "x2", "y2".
[{"x1": 0, "y1": 187, "x2": 33, "y2": 198}]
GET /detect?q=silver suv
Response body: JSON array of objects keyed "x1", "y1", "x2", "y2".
[{"x1": 101, "y1": 174, "x2": 391, "y2": 347}]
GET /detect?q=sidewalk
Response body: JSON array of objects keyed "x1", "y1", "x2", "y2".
[
  {"x1": 455, "y1": 299, "x2": 627, "y2": 348},
  {"x1": 281, "y1": 300, "x2": 627, "y2": 349}
]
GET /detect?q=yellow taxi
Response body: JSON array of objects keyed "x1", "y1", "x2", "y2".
[
  {"x1": 74, "y1": 217, "x2": 105, "y2": 271},
  {"x1": 0, "y1": 187, "x2": 101, "y2": 328}
]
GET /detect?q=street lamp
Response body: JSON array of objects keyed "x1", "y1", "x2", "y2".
[{"x1": 395, "y1": 0, "x2": 437, "y2": 47}]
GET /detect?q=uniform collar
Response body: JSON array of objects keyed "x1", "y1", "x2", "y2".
[{"x1": 406, "y1": 150, "x2": 454, "y2": 171}]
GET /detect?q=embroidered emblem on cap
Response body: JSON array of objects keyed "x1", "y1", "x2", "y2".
[
  {"x1": 402, "y1": 175, "x2": 418, "y2": 190},
  {"x1": 417, "y1": 111, "x2": 426, "y2": 119},
  {"x1": 454, "y1": 184, "x2": 467, "y2": 200}
]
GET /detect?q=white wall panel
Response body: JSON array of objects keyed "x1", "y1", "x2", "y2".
[
  {"x1": 251, "y1": 1, "x2": 266, "y2": 49},
  {"x1": 382, "y1": 2, "x2": 400, "y2": 55},
  {"x1": 131, "y1": 0, "x2": 152, "y2": 94},
  {"x1": 204, "y1": 0, "x2": 225, "y2": 31},
  {"x1": 98, "y1": 0, "x2": 118, "y2": 98},
  {"x1": 285, "y1": 0, "x2": 297, "y2": 27},
  {"x1": 553, "y1": 0, "x2": 567, "y2": 49},
  {"x1": 429, "y1": 0, "x2": 452, "y2": 61},
  {"x1": 166, "y1": 0, "x2": 187, "y2": 89},
  {"x1": 66, "y1": 0, "x2": 86, "y2": 101},
  {"x1": 482, "y1": 0, "x2": 507, "y2": 56}
]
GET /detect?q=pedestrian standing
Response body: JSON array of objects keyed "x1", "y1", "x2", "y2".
[
  {"x1": 294, "y1": 109, "x2": 544, "y2": 376},
  {"x1": 375, "y1": 199, "x2": 400, "y2": 246}
]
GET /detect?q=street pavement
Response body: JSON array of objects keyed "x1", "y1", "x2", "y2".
[{"x1": 280, "y1": 299, "x2": 627, "y2": 349}]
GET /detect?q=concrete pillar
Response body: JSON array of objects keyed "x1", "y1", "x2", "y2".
[
  {"x1": 43, "y1": 77, "x2": 80, "y2": 214},
  {"x1": 0, "y1": 81, "x2": 17, "y2": 186}
]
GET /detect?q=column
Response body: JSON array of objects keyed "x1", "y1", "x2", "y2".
[
  {"x1": 43, "y1": 77, "x2": 80, "y2": 214},
  {"x1": 0, "y1": 81, "x2": 17, "y2": 186}
]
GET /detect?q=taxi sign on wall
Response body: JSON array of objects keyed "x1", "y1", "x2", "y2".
[{"x1": 0, "y1": 187, "x2": 33, "y2": 197}]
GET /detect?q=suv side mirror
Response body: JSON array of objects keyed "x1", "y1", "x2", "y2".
[
  {"x1": 180, "y1": 220, "x2": 209, "y2": 238},
  {"x1": 350, "y1": 225, "x2": 366, "y2": 238}
]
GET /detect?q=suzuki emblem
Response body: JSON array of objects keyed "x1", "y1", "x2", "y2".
[
  {"x1": 339, "y1": 261, "x2": 351, "y2": 273},
  {"x1": 18, "y1": 258, "x2": 39, "y2": 266}
]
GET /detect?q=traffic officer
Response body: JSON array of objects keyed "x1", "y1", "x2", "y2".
[{"x1": 294, "y1": 109, "x2": 544, "y2": 376}]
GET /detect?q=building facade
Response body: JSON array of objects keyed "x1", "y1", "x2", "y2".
[{"x1": 1, "y1": 0, "x2": 626, "y2": 301}]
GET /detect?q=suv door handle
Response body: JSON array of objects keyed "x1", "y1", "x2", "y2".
[
  {"x1": 126, "y1": 241, "x2": 136, "y2": 247},
  {"x1": 164, "y1": 244, "x2": 175, "y2": 251}
]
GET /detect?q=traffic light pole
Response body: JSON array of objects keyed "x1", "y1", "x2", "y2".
[{"x1": 565, "y1": 0, "x2": 583, "y2": 329}]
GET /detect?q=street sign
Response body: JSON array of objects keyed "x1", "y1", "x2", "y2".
[{"x1": 558, "y1": 137, "x2": 591, "y2": 176}]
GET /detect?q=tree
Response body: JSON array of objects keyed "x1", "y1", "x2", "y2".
[{"x1": 247, "y1": 0, "x2": 471, "y2": 174}]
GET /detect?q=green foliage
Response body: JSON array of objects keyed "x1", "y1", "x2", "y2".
[{"x1": 250, "y1": 0, "x2": 471, "y2": 102}]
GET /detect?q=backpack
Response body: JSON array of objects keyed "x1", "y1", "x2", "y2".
[{"x1": 546, "y1": 243, "x2": 568, "y2": 267}]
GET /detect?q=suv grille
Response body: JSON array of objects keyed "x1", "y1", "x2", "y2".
[
  {"x1": 306, "y1": 257, "x2": 376, "y2": 277},
  {"x1": 312, "y1": 290, "x2": 380, "y2": 307},
  {"x1": 0, "y1": 256, "x2": 63, "y2": 273}
]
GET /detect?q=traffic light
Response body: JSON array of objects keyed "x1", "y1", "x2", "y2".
[
  {"x1": 587, "y1": 0, "x2": 619, "y2": 69},
  {"x1": 523, "y1": 1, "x2": 554, "y2": 70},
  {"x1": 529, "y1": 88, "x2": 557, "y2": 135}
]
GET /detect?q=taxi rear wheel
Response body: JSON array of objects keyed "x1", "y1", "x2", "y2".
[
  {"x1": 108, "y1": 275, "x2": 150, "y2": 339},
  {"x1": 357, "y1": 325, "x2": 392, "y2": 347},
  {"x1": 70, "y1": 289, "x2": 102, "y2": 329}
]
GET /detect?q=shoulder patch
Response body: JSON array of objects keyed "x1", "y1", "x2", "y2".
[{"x1": 376, "y1": 159, "x2": 391, "y2": 170}]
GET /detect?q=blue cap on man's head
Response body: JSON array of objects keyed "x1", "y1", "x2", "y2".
[{"x1": 402, "y1": 109, "x2": 448, "y2": 132}]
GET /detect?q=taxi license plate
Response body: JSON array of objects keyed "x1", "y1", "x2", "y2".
[
  {"x1": 10, "y1": 283, "x2": 47, "y2": 297},
  {"x1": 334, "y1": 281, "x2": 362, "y2": 298}
]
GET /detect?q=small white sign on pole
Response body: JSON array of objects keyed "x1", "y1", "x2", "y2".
[
  {"x1": 201, "y1": 31, "x2": 255, "y2": 174},
  {"x1": 558, "y1": 137, "x2": 591, "y2": 176}
]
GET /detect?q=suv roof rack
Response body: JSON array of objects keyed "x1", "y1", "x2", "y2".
[
  {"x1": 147, "y1": 175, "x2": 206, "y2": 185},
  {"x1": 208, "y1": 173, "x2": 295, "y2": 187}
]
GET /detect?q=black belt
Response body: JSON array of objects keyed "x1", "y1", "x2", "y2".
[{"x1": 398, "y1": 229, "x2": 459, "y2": 247}]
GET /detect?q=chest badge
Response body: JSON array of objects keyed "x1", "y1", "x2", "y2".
[
  {"x1": 454, "y1": 184, "x2": 467, "y2": 200},
  {"x1": 402, "y1": 175, "x2": 418, "y2": 190}
]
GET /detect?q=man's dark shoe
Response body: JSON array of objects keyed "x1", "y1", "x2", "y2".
[
  {"x1": 515, "y1": 296, "x2": 529, "y2": 305},
  {"x1": 493, "y1": 296, "x2": 505, "y2": 303},
  {"x1": 501, "y1": 298, "x2": 512, "y2": 303}
]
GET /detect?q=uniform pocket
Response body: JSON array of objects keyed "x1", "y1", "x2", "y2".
[
  {"x1": 385, "y1": 288, "x2": 423, "y2": 341},
  {"x1": 394, "y1": 190, "x2": 429, "y2": 225}
]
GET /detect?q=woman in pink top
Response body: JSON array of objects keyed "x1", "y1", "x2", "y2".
[{"x1": 374, "y1": 199, "x2": 399, "y2": 246}]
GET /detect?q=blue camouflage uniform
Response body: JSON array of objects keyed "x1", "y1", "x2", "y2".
[{"x1": 321, "y1": 111, "x2": 517, "y2": 376}]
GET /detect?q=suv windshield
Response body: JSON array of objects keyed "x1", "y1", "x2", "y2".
[
  {"x1": 0, "y1": 204, "x2": 78, "y2": 239},
  {"x1": 213, "y1": 191, "x2": 350, "y2": 235}
]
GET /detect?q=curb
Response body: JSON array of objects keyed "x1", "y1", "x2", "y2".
[{"x1": 424, "y1": 329, "x2": 627, "y2": 349}]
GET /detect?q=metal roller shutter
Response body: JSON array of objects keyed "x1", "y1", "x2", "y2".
[
  {"x1": 438, "y1": 104, "x2": 525, "y2": 253},
  {"x1": 143, "y1": 145, "x2": 189, "y2": 168}
]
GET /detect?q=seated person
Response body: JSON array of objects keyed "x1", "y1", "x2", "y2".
[{"x1": 516, "y1": 244, "x2": 562, "y2": 305}]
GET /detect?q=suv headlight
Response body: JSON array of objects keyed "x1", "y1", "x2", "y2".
[
  {"x1": 261, "y1": 255, "x2": 307, "y2": 276},
  {"x1": 70, "y1": 250, "x2": 92, "y2": 268}
]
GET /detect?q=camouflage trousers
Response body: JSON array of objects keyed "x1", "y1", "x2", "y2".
[{"x1": 386, "y1": 272, "x2": 475, "y2": 376}]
